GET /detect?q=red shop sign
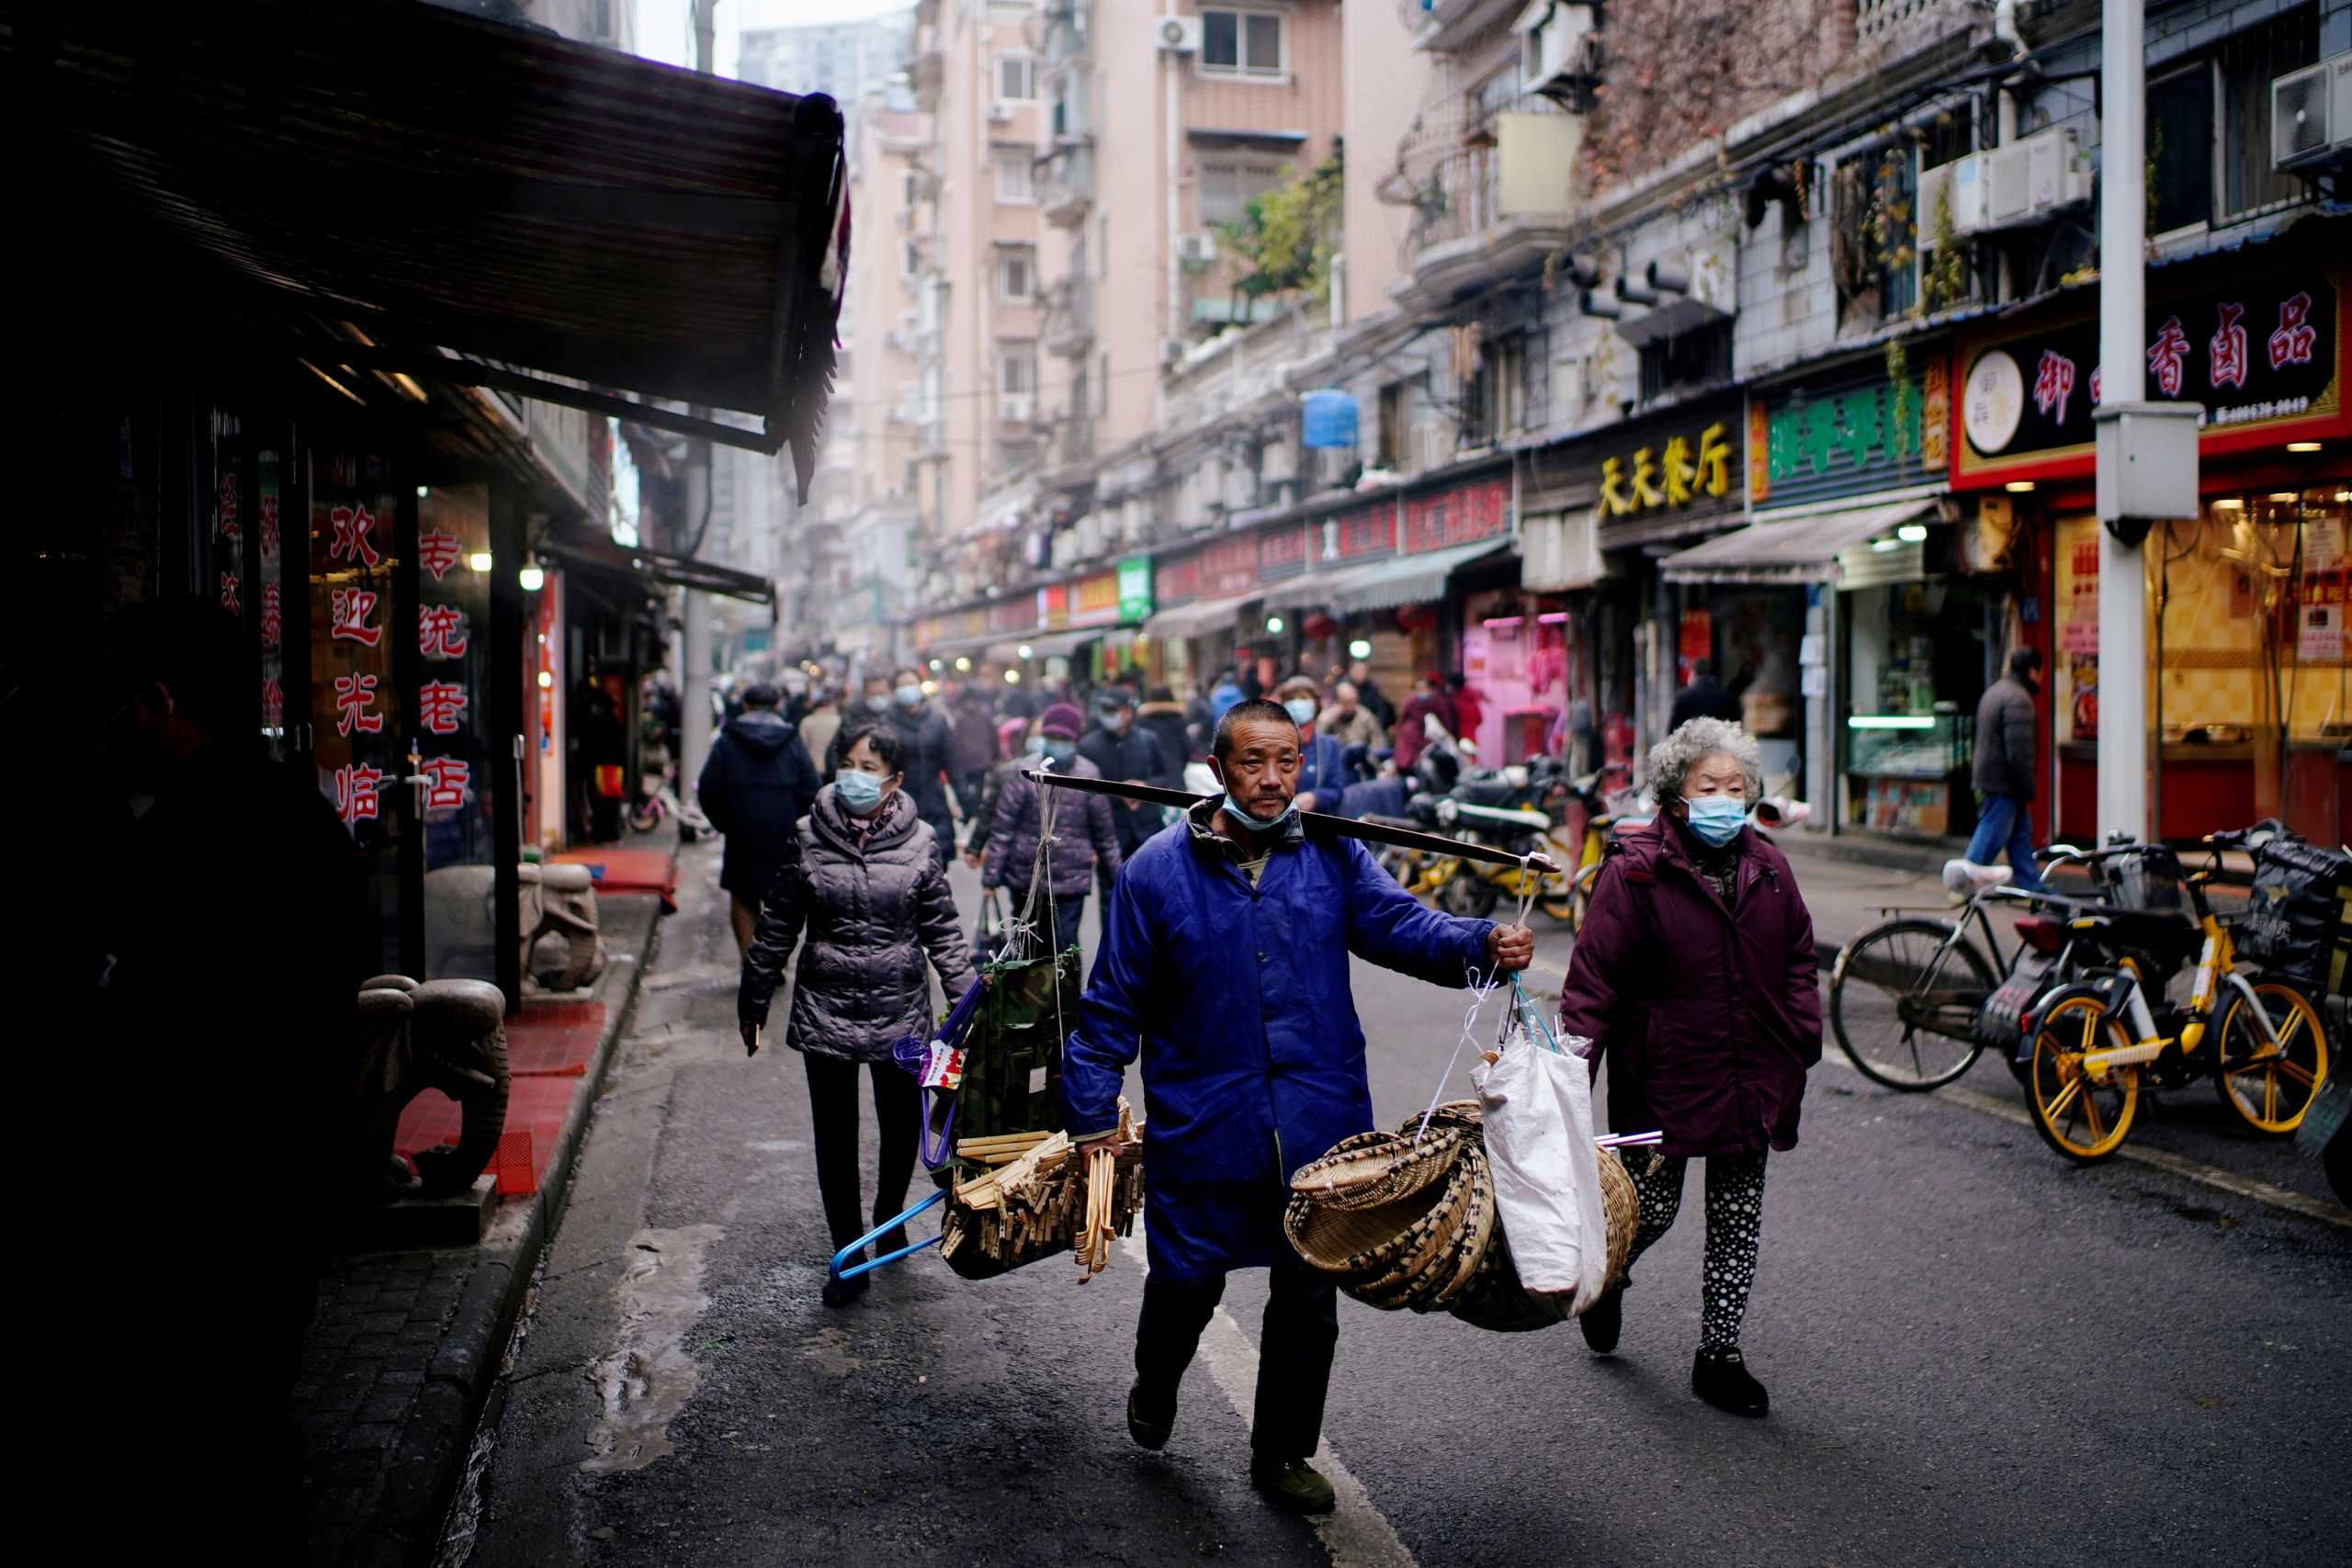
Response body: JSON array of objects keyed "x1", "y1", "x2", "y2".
[
  {"x1": 1334, "y1": 504, "x2": 1396, "y2": 561},
  {"x1": 1401, "y1": 475, "x2": 1511, "y2": 554},
  {"x1": 1156, "y1": 551, "x2": 1202, "y2": 606},
  {"x1": 1259, "y1": 525, "x2": 1309, "y2": 581},
  {"x1": 1199, "y1": 535, "x2": 1259, "y2": 598}
]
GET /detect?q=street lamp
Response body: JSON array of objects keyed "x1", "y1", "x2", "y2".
[
  {"x1": 1017, "y1": 643, "x2": 1034, "y2": 660},
  {"x1": 517, "y1": 556, "x2": 545, "y2": 592},
  {"x1": 1348, "y1": 638, "x2": 1373, "y2": 660},
  {"x1": 1265, "y1": 615, "x2": 1285, "y2": 634}
]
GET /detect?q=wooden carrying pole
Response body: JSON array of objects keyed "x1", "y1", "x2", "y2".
[{"x1": 1023, "y1": 771, "x2": 1563, "y2": 875}]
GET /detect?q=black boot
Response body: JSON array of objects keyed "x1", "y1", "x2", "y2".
[
  {"x1": 1126, "y1": 1381, "x2": 1176, "y2": 1450},
  {"x1": 1578, "y1": 1283, "x2": 1624, "y2": 1355},
  {"x1": 1691, "y1": 1347, "x2": 1768, "y2": 1416}
]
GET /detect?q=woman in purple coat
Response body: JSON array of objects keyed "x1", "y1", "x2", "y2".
[{"x1": 1556, "y1": 716, "x2": 1821, "y2": 1417}]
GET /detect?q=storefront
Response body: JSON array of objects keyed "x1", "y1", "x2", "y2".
[
  {"x1": 1667, "y1": 348, "x2": 1970, "y2": 835},
  {"x1": 1954, "y1": 251, "x2": 2352, "y2": 844},
  {"x1": 1144, "y1": 533, "x2": 1263, "y2": 688}
]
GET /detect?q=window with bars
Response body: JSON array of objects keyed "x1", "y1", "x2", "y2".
[
  {"x1": 1638, "y1": 321, "x2": 1735, "y2": 403},
  {"x1": 2219, "y1": 9, "x2": 2317, "y2": 220},
  {"x1": 1201, "y1": 161, "x2": 1287, "y2": 224},
  {"x1": 1202, "y1": 9, "x2": 1283, "y2": 78}
]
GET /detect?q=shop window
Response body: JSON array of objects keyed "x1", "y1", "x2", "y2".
[
  {"x1": 2147, "y1": 66, "x2": 2214, "y2": 233},
  {"x1": 1202, "y1": 8, "x2": 1283, "y2": 78},
  {"x1": 2219, "y1": 9, "x2": 2318, "y2": 220},
  {"x1": 1638, "y1": 320, "x2": 1734, "y2": 403}
]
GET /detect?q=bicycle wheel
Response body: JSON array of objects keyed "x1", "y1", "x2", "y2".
[
  {"x1": 2027, "y1": 992, "x2": 2140, "y2": 1162},
  {"x1": 1829, "y1": 919, "x2": 1996, "y2": 1090},
  {"x1": 2213, "y1": 979, "x2": 2331, "y2": 1135},
  {"x1": 1438, "y1": 863, "x2": 1501, "y2": 919}
]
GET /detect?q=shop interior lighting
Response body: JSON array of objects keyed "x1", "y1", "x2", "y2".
[
  {"x1": 1536, "y1": 612, "x2": 1570, "y2": 625},
  {"x1": 517, "y1": 557, "x2": 545, "y2": 592},
  {"x1": 1848, "y1": 715, "x2": 1937, "y2": 729},
  {"x1": 921, "y1": 680, "x2": 938, "y2": 696},
  {"x1": 2335, "y1": 491, "x2": 2351, "y2": 502},
  {"x1": 2268, "y1": 491, "x2": 2299, "y2": 502},
  {"x1": 1016, "y1": 643, "x2": 1034, "y2": 660},
  {"x1": 388, "y1": 372, "x2": 430, "y2": 403},
  {"x1": 1265, "y1": 615, "x2": 1285, "y2": 634},
  {"x1": 928, "y1": 658, "x2": 943, "y2": 671},
  {"x1": 298, "y1": 359, "x2": 366, "y2": 405},
  {"x1": 536, "y1": 670, "x2": 553, "y2": 690},
  {"x1": 1869, "y1": 536, "x2": 1902, "y2": 552},
  {"x1": 955, "y1": 657, "x2": 972, "y2": 672},
  {"x1": 1483, "y1": 615, "x2": 1524, "y2": 628},
  {"x1": 2286, "y1": 441, "x2": 2323, "y2": 453},
  {"x1": 1895, "y1": 524, "x2": 1929, "y2": 543},
  {"x1": 2213, "y1": 497, "x2": 2245, "y2": 510},
  {"x1": 2003, "y1": 480, "x2": 2036, "y2": 492},
  {"x1": 1348, "y1": 638, "x2": 1374, "y2": 659},
  {"x1": 1004, "y1": 669, "x2": 1022, "y2": 684},
  {"x1": 468, "y1": 550, "x2": 494, "y2": 572},
  {"x1": 415, "y1": 486, "x2": 431, "y2": 499}
]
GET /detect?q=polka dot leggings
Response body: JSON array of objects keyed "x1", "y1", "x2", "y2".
[{"x1": 1620, "y1": 1148, "x2": 1768, "y2": 1351}]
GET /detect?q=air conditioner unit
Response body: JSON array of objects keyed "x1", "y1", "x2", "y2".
[
  {"x1": 1976, "y1": 126, "x2": 2090, "y2": 231},
  {"x1": 1409, "y1": 422, "x2": 1453, "y2": 474},
  {"x1": 2272, "y1": 51, "x2": 2352, "y2": 171},
  {"x1": 1156, "y1": 16, "x2": 1202, "y2": 53},
  {"x1": 989, "y1": 101, "x2": 1016, "y2": 124},
  {"x1": 1518, "y1": 2, "x2": 1601, "y2": 104},
  {"x1": 1175, "y1": 231, "x2": 1219, "y2": 265}
]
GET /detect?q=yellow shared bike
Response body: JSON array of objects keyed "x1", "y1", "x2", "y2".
[{"x1": 2023, "y1": 831, "x2": 2333, "y2": 1163}]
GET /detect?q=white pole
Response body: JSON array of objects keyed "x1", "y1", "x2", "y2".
[{"x1": 2097, "y1": 0, "x2": 2150, "y2": 845}]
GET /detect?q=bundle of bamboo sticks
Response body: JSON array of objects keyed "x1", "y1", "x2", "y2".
[{"x1": 938, "y1": 1102, "x2": 1145, "y2": 1278}]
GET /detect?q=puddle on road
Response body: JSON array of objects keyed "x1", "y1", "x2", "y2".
[
  {"x1": 580, "y1": 1224, "x2": 722, "y2": 1474},
  {"x1": 799, "y1": 1325, "x2": 865, "y2": 1378}
]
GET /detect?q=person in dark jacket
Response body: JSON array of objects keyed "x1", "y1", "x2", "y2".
[
  {"x1": 1391, "y1": 673, "x2": 1459, "y2": 774},
  {"x1": 1668, "y1": 660, "x2": 1744, "y2": 732},
  {"x1": 697, "y1": 682, "x2": 823, "y2": 953},
  {"x1": 1079, "y1": 688, "x2": 1175, "y2": 867},
  {"x1": 739, "y1": 723, "x2": 977, "y2": 1308},
  {"x1": 961, "y1": 716, "x2": 1035, "y2": 865},
  {"x1": 982, "y1": 702, "x2": 1124, "y2": 956},
  {"x1": 1964, "y1": 648, "x2": 2048, "y2": 892},
  {"x1": 1136, "y1": 685, "x2": 1193, "y2": 770},
  {"x1": 1555, "y1": 716, "x2": 1821, "y2": 1418},
  {"x1": 1064, "y1": 700, "x2": 1533, "y2": 1514},
  {"x1": 1346, "y1": 658, "x2": 1396, "y2": 730},
  {"x1": 946, "y1": 678, "x2": 999, "y2": 815},
  {"x1": 831, "y1": 669, "x2": 958, "y2": 869}
]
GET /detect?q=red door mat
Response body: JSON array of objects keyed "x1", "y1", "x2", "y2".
[
  {"x1": 548, "y1": 848, "x2": 678, "y2": 910},
  {"x1": 392, "y1": 999, "x2": 607, "y2": 1197}
]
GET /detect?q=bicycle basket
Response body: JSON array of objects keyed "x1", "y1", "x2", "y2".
[
  {"x1": 2101, "y1": 849, "x2": 2185, "y2": 916},
  {"x1": 2237, "y1": 837, "x2": 2352, "y2": 995}
]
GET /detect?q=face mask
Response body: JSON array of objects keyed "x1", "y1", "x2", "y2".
[
  {"x1": 835, "y1": 769, "x2": 888, "y2": 815},
  {"x1": 1283, "y1": 698, "x2": 1317, "y2": 727},
  {"x1": 894, "y1": 684, "x2": 922, "y2": 708},
  {"x1": 865, "y1": 694, "x2": 890, "y2": 713},
  {"x1": 1682, "y1": 795, "x2": 1747, "y2": 847},
  {"x1": 1042, "y1": 738, "x2": 1077, "y2": 764},
  {"x1": 1101, "y1": 711, "x2": 1129, "y2": 735},
  {"x1": 1221, "y1": 793, "x2": 1299, "y2": 834}
]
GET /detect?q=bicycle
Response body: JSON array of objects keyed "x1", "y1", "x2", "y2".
[
  {"x1": 2023, "y1": 830, "x2": 2334, "y2": 1163},
  {"x1": 1827, "y1": 846, "x2": 2098, "y2": 1091}
]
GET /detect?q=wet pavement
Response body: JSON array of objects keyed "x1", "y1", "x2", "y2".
[{"x1": 448, "y1": 834, "x2": 2348, "y2": 1567}]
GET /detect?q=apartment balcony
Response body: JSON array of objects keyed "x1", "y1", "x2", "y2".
[
  {"x1": 1391, "y1": 97, "x2": 1584, "y2": 307},
  {"x1": 1039, "y1": 142, "x2": 1093, "y2": 230},
  {"x1": 1040, "y1": 277, "x2": 1093, "y2": 358},
  {"x1": 1857, "y1": 0, "x2": 1973, "y2": 52},
  {"x1": 1053, "y1": 413, "x2": 1095, "y2": 470},
  {"x1": 1412, "y1": 0, "x2": 1526, "y2": 54},
  {"x1": 1040, "y1": 0, "x2": 1090, "y2": 66},
  {"x1": 910, "y1": 26, "x2": 943, "y2": 113}
]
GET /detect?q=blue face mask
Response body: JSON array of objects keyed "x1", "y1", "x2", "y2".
[
  {"x1": 1221, "y1": 793, "x2": 1299, "y2": 833},
  {"x1": 1101, "y1": 710, "x2": 1130, "y2": 735},
  {"x1": 1283, "y1": 698, "x2": 1317, "y2": 727},
  {"x1": 1682, "y1": 795, "x2": 1747, "y2": 847},
  {"x1": 1042, "y1": 738, "x2": 1077, "y2": 764},
  {"x1": 893, "y1": 684, "x2": 923, "y2": 709},
  {"x1": 835, "y1": 769, "x2": 888, "y2": 815},
  {"x1": 865, "y1": 694, "x2": 890, "y2": 713}
]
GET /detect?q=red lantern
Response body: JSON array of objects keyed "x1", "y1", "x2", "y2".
[
  {"x1": 1396, "y1": 603, "x2": 1438, "y2": 634},
  {"x1": 1303, "y1": 611, "x2": 1338, "y2": 641}
]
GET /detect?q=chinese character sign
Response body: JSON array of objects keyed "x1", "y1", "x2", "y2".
[
  {"x1": 419, "y1": 604, "x2": 470, "y2": 660},
  {"x1": 1596, "y1": 421, "x2": 1734, "y2": 520},
  {"x1": 418, "y1": 680, "x2": 469, "y2": 736},
  {"x1": 307, "y1": 458, "x2": 401, "y2": 913},
  {"x1": 1756, "y1": 370, "x2": 1932, "y2": 507},
  {"x1": 416, "y1": 487, "x2": 498, "y2": 908}
]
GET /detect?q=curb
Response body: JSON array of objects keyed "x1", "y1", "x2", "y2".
[{"x1": 341, "y1": 880, "x2": 669, "y2": 1567}]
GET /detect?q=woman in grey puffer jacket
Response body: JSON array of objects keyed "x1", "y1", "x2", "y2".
[{"x1": 739, "y1": 723, "x2": 976, "y2": 1305}]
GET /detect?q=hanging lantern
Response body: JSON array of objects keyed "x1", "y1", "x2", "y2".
[{"x1": 1303, "y1": 611, "x2": 1339, "y2": 641}]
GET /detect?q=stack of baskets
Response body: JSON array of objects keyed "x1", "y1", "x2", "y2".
[{"x1": 1283, "y1": 1101, "x2": 1638, "y2": 1332}]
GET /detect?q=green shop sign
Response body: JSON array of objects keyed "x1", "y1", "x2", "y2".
[
  {"x1": 1117, "y1": 555, "x2": 1154, "y2": 623},
  {"x1": 1747, "y1": 353, "x2": 1949, "y2": 509}
]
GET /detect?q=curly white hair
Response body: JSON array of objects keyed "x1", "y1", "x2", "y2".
[{"x1": 1647, "y1": 716, "x2": 1764, "y2": 808}]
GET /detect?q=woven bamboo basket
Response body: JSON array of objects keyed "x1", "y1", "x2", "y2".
[
  {"x1": 1286, "y1": 1125, "x2": 1466, "y2": 1213},
  {"x1": 1350, "y1": 1145, "x2": 1488, "y2": 1312}
]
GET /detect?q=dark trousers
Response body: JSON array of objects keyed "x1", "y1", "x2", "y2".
[
  {"x1": 1135, "y1": 1264, "x2": 1339, "y2": 1462},
  {"x1": 803, "y1": 1054, "x2": 922, "y2": 1250}
]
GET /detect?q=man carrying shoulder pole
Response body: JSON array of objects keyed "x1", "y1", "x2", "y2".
[{"x1": 1059, "y1": 699, "x2": 1534, "y2": 1514}]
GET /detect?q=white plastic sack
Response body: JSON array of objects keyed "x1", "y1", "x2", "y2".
[{"x1": 1473, "y1": 1030, "x2": 1610, "y2": 1319}]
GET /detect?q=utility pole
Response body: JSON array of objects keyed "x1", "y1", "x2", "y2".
[
  {"x1": 2093, "y1": 0, "x2": 2199, "y2": 845},
  {"x1": 679, "y1": 0, "x2": 721, "y2": 803}
]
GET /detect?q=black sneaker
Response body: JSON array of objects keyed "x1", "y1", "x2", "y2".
[
  {"x1": 1691, "y1": 1347, "x2": 1769, "y2": 1416},
  {"x1": 1578, "y1": 1283, "x2": 1624, "y2": 1355},
  {"x1": 1250, "y1": 1458, "x2": 1337, "y2": 1515},
  {"x1": 1126, "y1": 1382, "x2": 1175, "y2": 1450},
  {"x1": 820, "y1": 1269, "x2": 870, "y2": 1309}
]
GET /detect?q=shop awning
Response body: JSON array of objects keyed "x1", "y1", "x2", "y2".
[
  {"x1": 1145, "y1": 592, "x2": 1255, "y2": 641},
  {"x1": 1325, "y1": 540, "x2": 1514, "y2": 615},
  {"x1": 21, "y1": 0, "x2": 847, "y2": 490},
  {"x1": 544, "y1": 535, "x2": 775, "y2": 605},
  {"x1": 1658, "y1": 501, "x2": 1939, "y2": 586},
  {"x1": 1020, "y1": 628, "x2": 1100, "y2": 660},
  {"x1": 1261, "y1": 562, "x2": 1388, "y2": 613}
]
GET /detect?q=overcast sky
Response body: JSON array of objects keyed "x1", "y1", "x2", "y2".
[{"x1": 634, "y1": 0, "x2": 914, "y2": 74}]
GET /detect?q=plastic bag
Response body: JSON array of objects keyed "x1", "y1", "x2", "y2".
[{"x1": 1472, "y1": 989, "x2": 1608, "y2": 1320}]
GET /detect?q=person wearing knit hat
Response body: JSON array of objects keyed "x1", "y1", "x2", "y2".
[{"x1": 977, "y1": 699, "x2": 1123, "y2": 958}]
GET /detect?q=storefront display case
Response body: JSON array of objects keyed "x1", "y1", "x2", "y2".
[{"x1": 1847, "y1": 712, "x2": 1975, "y2": 837}]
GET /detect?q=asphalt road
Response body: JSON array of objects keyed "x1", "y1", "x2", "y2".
[{"x1": 451, "y1": 838, "x2": 2349, "y2": 1568}]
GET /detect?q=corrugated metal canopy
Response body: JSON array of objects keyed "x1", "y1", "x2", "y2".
[
  {"x1": 1659, "y1": 500, "x2": 1938, "y2": 585},
  {"x1": 9, "y1": 0, "x2": 845, "y2": 489}
]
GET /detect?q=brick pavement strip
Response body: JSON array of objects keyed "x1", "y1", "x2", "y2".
[{"x1": 289, "y1": 881, "x2": 668, "y2": 1567}]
